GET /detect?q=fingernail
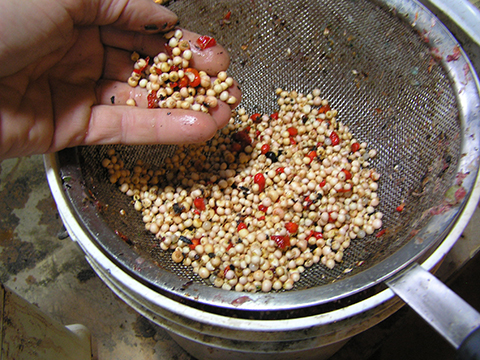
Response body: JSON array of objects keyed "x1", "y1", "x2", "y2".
[{"x1": 144, "y1": 24, "x2": 159, "y2": 31}]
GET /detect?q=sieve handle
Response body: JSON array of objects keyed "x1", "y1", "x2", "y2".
[{"x1": 385, "y1": 263, "x2": 480, "y2": 358}]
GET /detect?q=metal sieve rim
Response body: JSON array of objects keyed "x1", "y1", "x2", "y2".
[{"x1": 51, "y1": 0, "x2": 480, "y2": 313}]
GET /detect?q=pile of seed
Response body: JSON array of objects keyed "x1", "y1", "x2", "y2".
[
  {"x1": 126, "y1": 29, "x2": 237, "y2": 111},
  {"x1": 103, "y1": 89, "x2": 383, "y2": 293}
]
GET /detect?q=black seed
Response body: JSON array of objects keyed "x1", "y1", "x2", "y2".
[
  {"x1": 173, "y1": 203, "x2": 185, "y2": 214},
  {"x1": 265, "y1": 151, "x2": 278, "y2": 162},
  {"x1": 179, "y1": 236, "x2": 192, "y2": 244}
]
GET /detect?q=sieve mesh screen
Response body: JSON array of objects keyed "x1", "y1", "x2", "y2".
[{"x1": 72, "y1": 0, "x2": 461, "y2": 296}]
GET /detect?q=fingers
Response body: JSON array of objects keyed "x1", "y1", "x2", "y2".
[
  {"x1": 96, "y1": 80, "x2": 153, "y2": 107},
  {"x1": 96, "y1": 79, "x2": 241, "y2": 107},
  {"x1": 101, "y1": 28, "x2": 230, "y2": 76},
  {"x1": 95, "y1": 79, "x2": 241, "y2": 127},
  {"x1": 89, "y1": 0, "x2": 178, "y2": 33},
  {"x1": 96, "y1": 19, "x2": 240, "y2": 148},
  {"x1": 102, "y1": 47, "x2": 134, "y2": 81},
  {"x1": 83, "y1": 106, "x2": 222, "y2": 146}
]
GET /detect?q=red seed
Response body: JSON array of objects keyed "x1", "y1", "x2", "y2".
[
  {"x1": 250, "y1": 113, "x2": 262, "y2": 123},
  {"x1": 307, "y1": 231, "x2": 323, "y2": 240},
  {"x1": 184, "y1": 68, "x2": 200, "y2": 87},
  {"x1": 375, "y1": 229, "x2": 386, "y2": 238},
  {"x1": 196, "y1": 35, "x2": 217, "y2": 50},
  {"x1": 318, "y1": 104, "x2": 331, "y2": 113},
  {"x1": 308, "y1": 150, "x2": 317, "y2": 161},
  {"x1": 341, "y1": 169, "x2": 352, "y2": 180},
  {"x1": 189, "y1": 238, "x2": 201, "y2": 250},
  {"x1": 147, "y1": 91, "x2": 157, "y2": 108},
  {"x1": 276, "y1": 167, "x2": 285, "y2": 173},
  {"x1": 330, "y1": 131, "x2": 340, "y2": 146},
  {"x1": 224, "y1": 264, "x2": 231, "y2": 276},
  {"x1": 285, "y1": 222, "x2": 299, "y2": 234},
  {"x1": 261, "y1": 144, "x2": 270, "y2": 154},
  {"x1": 139, "y1": 56, "x2": 150, "y2": 72},
  {"x1": 253, "y1": 173, "x2": 266, "y2": 192},
  {"x1": 178, "y1": 76, "x2": 189, "y2": 88},
  {"x1": 287, "y1": 127, "x2": 298, "y2": 136},
  {"x1": 237, "y1": 222, "x2": 247, "y2": 231},
  {"x1": 351, "y1": 142, "x2": 360, "y2": 152},
  {"x1": 270, "y1": 112, "x2": 279, "y2": 120},
  {"x1": 164, "y1": 44, "x2": 173, "y2": 56},
  {"x1": 396, "y1": 203, "x2": 405, "y2": 212},
  {"x1": 258, "y1": 204, "x2": 268, "y2": 212},
  {"x1": 271, "y1": 235, "x2": 290, "y2": 249},
  {"x1": 194, "y1": 197, "x2": 206, "y2": 211},
  {"x1": 254, "y1": 173, "x2": 265, "y2": 182},
  {"x1": 320, "y1": 180, "x2": 327, "y2": 187}
]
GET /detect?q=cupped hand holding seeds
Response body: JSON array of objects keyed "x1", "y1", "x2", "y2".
[{"x1": 0, "y1": 0, "x2": 240, "y2": 161}]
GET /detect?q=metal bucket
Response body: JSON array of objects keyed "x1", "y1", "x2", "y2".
[{"x1": 45, "y1": 147, "x2": 479, "y2": 359}]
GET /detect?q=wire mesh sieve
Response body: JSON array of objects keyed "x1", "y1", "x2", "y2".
[{"x1": 56, "y1": 0, "x2": 480, "y2": 313}]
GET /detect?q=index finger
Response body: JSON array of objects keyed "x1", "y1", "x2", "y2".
[
  {"x1": 83, "y1": 105, "x2": 225, "y2": 146},
  {"x1": 101, "y1": 27, "x2": 230, "y2": 75}
]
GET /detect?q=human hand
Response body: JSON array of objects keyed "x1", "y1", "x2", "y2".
[{"x1": 0, "y1": 0, "x2": 241, "y2": 161}]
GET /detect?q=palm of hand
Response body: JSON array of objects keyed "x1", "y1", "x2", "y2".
[{"x1": 0, "y1": 26, "x2": 104, "y2": 158}]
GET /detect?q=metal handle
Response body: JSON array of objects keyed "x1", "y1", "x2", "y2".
[{"x1": 386, "y1": 263, "x2": 480, "y2": 357}]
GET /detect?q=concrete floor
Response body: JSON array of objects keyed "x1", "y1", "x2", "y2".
[
  {"x1": 0, "y1": 155, "x2": 191, "y2": 360},
  {"x1": 1, "y1": 151, "x2": 480, "y2": 360}
]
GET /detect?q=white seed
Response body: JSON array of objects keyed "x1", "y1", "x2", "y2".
[
  {"x1": 183, "y1": 49, "x2": 193, "y2": 60},
  {"x1": 108, "y1": 84, "x2": 383, "y2": 294}
]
